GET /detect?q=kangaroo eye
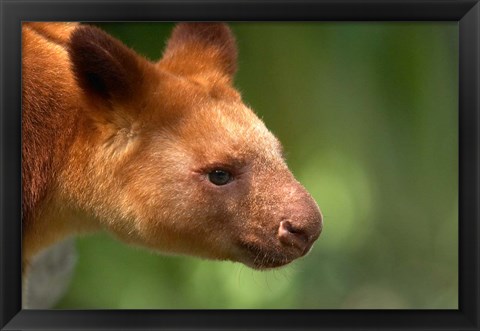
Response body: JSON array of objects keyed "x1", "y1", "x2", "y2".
[{"x1": 208, "y1": 169, "x2": 232, "y2": 186}]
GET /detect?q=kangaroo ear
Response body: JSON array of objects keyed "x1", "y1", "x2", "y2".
[
  {"x1": 159, "y1": 23, "x2": 237, "y2": 81},
  {"x1": 68, "y1": 25, "x2": 146, "y2": 102}
]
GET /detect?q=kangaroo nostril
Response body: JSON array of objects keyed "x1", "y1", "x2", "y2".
[
  {"x1": 278, "y1": 220, "x2": 292, "y2": 235},
  {"x1": 278, "y1": 220, "x2": 309, "y2": 251}
]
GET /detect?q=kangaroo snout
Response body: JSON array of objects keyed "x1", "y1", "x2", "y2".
[
  {"x1": 278, "y1": 217, "x2": 322, "y2": 256},
  {"x1": 278, "y1": 190, "x2": 323, "y2": 255}
]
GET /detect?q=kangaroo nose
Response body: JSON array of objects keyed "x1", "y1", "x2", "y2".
[{"x1": 278, "y1": 220, "x2": 319, "y2": 256}]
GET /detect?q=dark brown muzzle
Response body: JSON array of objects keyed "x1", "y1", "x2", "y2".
[{"x1": 277, "y1": 185, "x2": 323, "y2": 257}]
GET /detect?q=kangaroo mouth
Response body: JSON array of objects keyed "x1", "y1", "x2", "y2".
[{"x1": 235, "y1": 242, "x2": 298, "y2": 270}]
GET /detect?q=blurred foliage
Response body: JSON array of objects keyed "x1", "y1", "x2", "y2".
[{"x1": 56, "y1": 22, "x2": 458, "y2": 309}]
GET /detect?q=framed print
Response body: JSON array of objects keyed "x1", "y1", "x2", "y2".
[{"x1": 1, "y1": 0, "x2": 479, "y2": 330}]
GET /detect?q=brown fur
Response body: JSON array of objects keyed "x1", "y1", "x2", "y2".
[{"x1": 22, "y1": 22, "x2": 323, "y2": 272}]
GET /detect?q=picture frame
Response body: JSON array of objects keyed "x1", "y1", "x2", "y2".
[{"x1": 1, "y1": 0, "x2": 478, "y2": 330}]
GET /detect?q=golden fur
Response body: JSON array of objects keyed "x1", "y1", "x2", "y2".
[{"x1": 22, "y1": 22, "x2": 323, "y2": 271}]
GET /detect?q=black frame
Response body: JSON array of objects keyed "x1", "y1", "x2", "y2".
[{"x1": 1, "y1": 0, "x2": 478, "y2": 330}]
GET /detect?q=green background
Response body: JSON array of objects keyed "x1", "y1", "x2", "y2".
[{"x1": 56, "y1": 22, "x2": 458, "y2": 309}]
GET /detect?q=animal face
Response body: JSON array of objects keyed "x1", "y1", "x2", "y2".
[{"x1": 63, "y1": 23, "x2": 323, "y2": 269}]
